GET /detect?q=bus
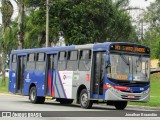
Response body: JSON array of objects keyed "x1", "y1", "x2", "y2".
[{"x1": 8, "y1": 42, "x2": 150, "y2": 110}]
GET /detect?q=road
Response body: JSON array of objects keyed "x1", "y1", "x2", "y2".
[{"x1": 0, "y1": 93, "x2": 159, "y2": 120}]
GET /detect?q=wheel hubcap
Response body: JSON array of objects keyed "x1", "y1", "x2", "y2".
[
  {"x1": 31, "y1": 89, "x2": 35, "y2": 101},
  {"x1": 81, "y1": 93, "x2": 88, "y2": 106}
]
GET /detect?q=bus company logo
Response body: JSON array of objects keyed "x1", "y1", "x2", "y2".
[
  {"x1": 27, "y1": 73, "x2": 29, "y2": 79},
  {"x1": 62, "y1": 74, "x2": 72, "y2": 80},
  {"x1": 63, "y1": 75, "x2": 67, "y2": 80},
  {"x1": 25, "y1": 73, "x2": 31, "y2": 82}
]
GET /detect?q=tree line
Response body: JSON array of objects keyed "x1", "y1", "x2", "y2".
[{"x1": 1, "y1": 0, "x2": 159, "y2": 86}]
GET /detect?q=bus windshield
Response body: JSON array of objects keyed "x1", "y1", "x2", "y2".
[{"x1": 107, "y1": 54, "x2": 150, "y2": 82}]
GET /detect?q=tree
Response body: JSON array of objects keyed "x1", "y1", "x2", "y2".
[
  {"x1": 24, "y1": 10, "x2": 46, "y2": 48},
  {"x1": 0, "y1": 0, "x2": 13, "y2": 86},
  {"x1": 14, "y1": 0, "x2": 25, "y2": 49},
  {"x1": 143, "y1": 0, "x2": 160, "y2": 58},
  {"x1": 23, "y1": 0, "x2": 137, "y2": 47},
  {"x1": 144, "y1": 0, "x2": 160, "y2": 33}
]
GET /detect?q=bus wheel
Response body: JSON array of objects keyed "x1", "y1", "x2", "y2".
[
  {"x1": 29, "y1": 86, "x2": 45, "y2": 104},
  {"x1": 80, "y1": 89, "x2": 93, "y2": 109},
  {"x1": 114, "y1": 101, "x2": 127, "y2": 110}
]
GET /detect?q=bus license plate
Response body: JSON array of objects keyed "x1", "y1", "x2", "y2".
[{"x1": 127, "y1": 95, "x2": 135, "y2": 98}]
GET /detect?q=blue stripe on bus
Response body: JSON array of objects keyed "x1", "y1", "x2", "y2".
[
  {"x1": 57, "y1": 72, "x2": 67, "y2": 98},
  {"x1": 55, "y1": 82, "x2": 60, "y2": 97},
  {"x1": 54, "y1": 71, "x2": 60, "y2": 97}
]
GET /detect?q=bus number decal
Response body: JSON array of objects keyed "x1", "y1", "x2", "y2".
[{"x1": 115, "y1": 74, "x2": 128, "y2": 80}]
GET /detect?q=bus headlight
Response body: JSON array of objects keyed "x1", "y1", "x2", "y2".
[{"x1": 143, "y1": 88, "x2": 150, "y2": 94}]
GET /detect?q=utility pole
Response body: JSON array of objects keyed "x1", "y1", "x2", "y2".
[
  {"x1": 141, "y1": 19, "x2": 144, "y2": 41},
  {"x1": 46, "y1": 0, "x2": 49, "y2": 47}
]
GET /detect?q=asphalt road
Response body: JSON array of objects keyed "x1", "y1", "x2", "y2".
[{"x1": 0, "y1": 93, "x2": 159, "y2": 120}]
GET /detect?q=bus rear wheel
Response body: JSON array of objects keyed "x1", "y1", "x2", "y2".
[
  {"x1": 114, "y1": 101, "x2": 127, "y2": 110},
  {"x1": 80, "y1": 89, "x2": 93, "y2": 109},
  {"x1": 29, "y1": 86, "x2": 45, "y2": 104}
]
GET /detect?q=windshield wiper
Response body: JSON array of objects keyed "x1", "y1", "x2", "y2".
[
  {"x1": 120, "y1": 54, "x2": 130, "y2": 66},
  {"x1": 136, "y1": 56, "x2": 142, "y2": 66}
]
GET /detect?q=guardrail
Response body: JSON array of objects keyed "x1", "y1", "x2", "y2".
[{"x1": 150, "y1": 68, "x2": 160, "y2": 74}]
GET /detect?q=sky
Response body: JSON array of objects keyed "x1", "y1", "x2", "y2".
[
  {"x1": 0, "y1": 0, "x2": 156, "y2": 24},
  {"x1": 129, "y1": 0, "x2": 155, "y2": 9},
  {"x1": 129, "y1": 0, "x2": 156, "y2": 19}
]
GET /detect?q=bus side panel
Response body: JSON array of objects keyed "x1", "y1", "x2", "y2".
[
  {"x1": 9, "y1": 70, "x2": 16, "y2": 94},
  {"x1": 23, "y1": 71, "x2": 45, "y2": 96},
  {"x1": 23, "y1": 71, "x2": 34, "y2": 95},
  {"x1": 35, "y1": 71, "x2": 45, "y2": 96},
  {"x1": 54, "y1": 71, "x2": 91, "y2": 99},
  {"x1": 72, "y1": 71, "x2": 91, "y2": 99},
  {"x1": 54, "y1": 71, "x2": 69, "y2": 98}
]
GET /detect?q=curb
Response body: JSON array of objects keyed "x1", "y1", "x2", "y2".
[
  {"x1": 0, "y1": 92, "x2": 27, "y2": 97},
  {"x1": 128, "y1": 105, "x2": 160, "y2": 110},
  {"x1": 0, "y1": 92, "x2": 13, "y2": 96}
]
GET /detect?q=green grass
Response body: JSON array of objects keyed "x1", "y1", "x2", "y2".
[
  {"x1": 0, "y1": 78, "x2": 9, "y2": 93},
  {"x1": 0, "y1": 75, "x2": 160, "y2": 107},
  {"x1": 129, "y1": 74, "x2": 160, "y2": 107}
]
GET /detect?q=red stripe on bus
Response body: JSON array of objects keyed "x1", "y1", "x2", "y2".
[
  {"x1": 114, "y1": 86, "x2": 128, "y2": 91},
  {"x1": 48, "y1": 72, "x2": 54, "y2": 97}
]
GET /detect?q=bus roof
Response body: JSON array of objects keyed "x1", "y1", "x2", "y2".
[{"x1": 10, "y1": 42, "x2": 149, "y2": 54}]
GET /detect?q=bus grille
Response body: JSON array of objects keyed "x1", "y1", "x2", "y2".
[{"x1": 121, "y1": 95, "x2": 141, "y2": 100}]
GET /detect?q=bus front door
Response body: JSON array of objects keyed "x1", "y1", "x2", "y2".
[
  {"x1": 45, "y1": 54, "x2": 57, "y2": 97},
  {"x1": 16, "y1": 55, "x2": 26, "y2": 94},
  {"x1": 91, "y1": 52, "x2": 106, "y2": 98}
]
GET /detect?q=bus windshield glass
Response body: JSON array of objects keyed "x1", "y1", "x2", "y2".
[{"x1": 107, "y1": 54, "x2": 150, "y2": 82}]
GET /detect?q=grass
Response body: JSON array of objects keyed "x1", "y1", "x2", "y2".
[
  {"x1": 0, "y1": 78, "x2": 9, "y2": 93},
  {"x1": 129, "y1": 74, "x2": 160, "y2": 107},
  {"x1": 0, "y1": 75, "x2": 160, "y2": 107}
]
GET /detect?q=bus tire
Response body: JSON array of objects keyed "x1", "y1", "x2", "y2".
[
  {"x1": 80, "y1": 89, "x2": 93, "y2": 109},
  {"x1": 29, "y1": 86, "x2": 45, "y2": 104},
  {"x1": 114, "y1": 101, "x2": 127, "y2": 110}
]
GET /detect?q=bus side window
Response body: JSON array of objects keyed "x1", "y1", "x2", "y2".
[
  {"x1": 12, "y1": 54, "x2": 17, "y2": 70},
  {"x1": 26, "y1": 53, "x2": 35, "y2": 70},
  {"x1": 58, "y1": 51, "x2": 67, "y2": 70},
  {"x1": 67, "y1": 51, "x2": 78, "y2": 71},
  {"x1": 36, "y1": 53, "x2": 45, "y2": 71},
  {"x1": 79, "y1": 50, "x2": 91, "y2": 71}
]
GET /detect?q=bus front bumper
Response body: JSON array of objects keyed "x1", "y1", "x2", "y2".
[{"x1": 105, "y1": 88, "x2": 150, "y2": 102}]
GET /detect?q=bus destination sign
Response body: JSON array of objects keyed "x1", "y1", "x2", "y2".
[{"x1": 110, "y1": 45, "x2": 150, "y2": 53}]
